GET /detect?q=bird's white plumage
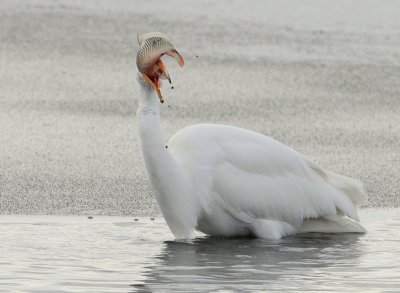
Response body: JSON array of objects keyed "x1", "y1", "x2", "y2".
[
  {"x1": 136, "y1": 75, "x2": 367, "y2": 239},
  {"x1": 169, "y1": 124, "x2": 366, "y2": 238}
]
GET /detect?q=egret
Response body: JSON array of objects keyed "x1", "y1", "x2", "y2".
[{"x1": 135, "y1": 32, "x2": 367, "y2": 239}]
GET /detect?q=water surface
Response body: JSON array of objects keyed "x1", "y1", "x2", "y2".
[{"x1": 1, "y1": 209, "x2": 399, "y2": 292}]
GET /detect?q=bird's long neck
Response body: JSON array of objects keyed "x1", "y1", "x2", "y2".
[
  {"x1": 137, "y1": 85, "x2": 176, "y2": 198},
  {"x1": 136, "y1": 83, "x2": 197, "y2": 238}
]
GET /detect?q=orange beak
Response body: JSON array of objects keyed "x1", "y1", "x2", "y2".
[{"x1": 143, "y1": 51, "x2": 185, "y2": 103}]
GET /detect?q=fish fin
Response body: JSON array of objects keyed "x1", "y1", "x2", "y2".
[
  {"x1": 166, "y1": 50, "x2": 185, "y2": 67},
  {"x1": 154, "y1": 59, "x2": 171, "y2": 83},
  {"x1": 137, "y1": 32, "x2": 171, "y2": 45},
  {"x1": 137, "y1": 33, "x2": 143, "y2": 45}
]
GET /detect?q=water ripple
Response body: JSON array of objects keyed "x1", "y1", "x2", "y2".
[{"x1": 0, "y1": 210, "x2": 399, "y2": 292}]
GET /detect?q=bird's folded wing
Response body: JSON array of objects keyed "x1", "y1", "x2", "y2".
[
  {"x1": 211, "y1": 138, "x2": 360, "y2": 227},
  {"x1": 168, "y1": 124, "x2": 364, "y2": 227}
]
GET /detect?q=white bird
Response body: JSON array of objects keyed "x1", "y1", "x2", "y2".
[{"x1": 135, "y1": 32, "x2": 367, "y2": 240}]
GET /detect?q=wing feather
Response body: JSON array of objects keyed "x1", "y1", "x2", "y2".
[{"x1": 169, "y1": 124, "x2": 363, "y2": 229}]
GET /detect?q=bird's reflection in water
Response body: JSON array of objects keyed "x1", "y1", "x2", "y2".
[{"x1": 130, "y1": 233, "x2": 364, "y2": 292}]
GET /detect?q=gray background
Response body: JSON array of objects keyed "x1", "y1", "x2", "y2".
[{"x1": 1, "y1": 0, "x2": 399, "y2": 216}]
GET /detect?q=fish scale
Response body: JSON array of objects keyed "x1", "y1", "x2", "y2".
[
  {"x1": 136, "y1": 36, "x2": 176, "y2": 75},
  {"x1": 136, "y1": 32, "x2": 185, "y2": 102}
]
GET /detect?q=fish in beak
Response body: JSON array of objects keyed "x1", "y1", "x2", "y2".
[{"x1": 136, "y1": 32, "x2": 185, "y2": 103}]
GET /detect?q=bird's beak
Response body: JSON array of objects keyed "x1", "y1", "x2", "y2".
[
  {"x1": 143, "y1": 50, "x2": 185, "y2": 103},
  {"x1": 154, "y1": 59, "x2": 172, "y2": 84}
]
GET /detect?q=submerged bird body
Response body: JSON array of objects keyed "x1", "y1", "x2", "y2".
[{"x1": 136, "y1": 32, "x2": 367, "y2": 239}]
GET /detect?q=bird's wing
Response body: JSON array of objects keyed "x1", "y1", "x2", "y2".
[{"x1": 169, "y1": 124, "x2": 366, "y2": 227}]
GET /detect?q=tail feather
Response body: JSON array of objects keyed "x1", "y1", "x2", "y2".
[
  {"x1": 298, "y1": 215, "x2": 366, "y2": 234},
  {"x1": 307, "y1": 159, "x2": 368, "y2": 207},
  {"x1": 325, "y1": 170, "x2": 367, "y2": 207}
]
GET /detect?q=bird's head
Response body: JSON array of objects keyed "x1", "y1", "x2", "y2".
[{"x1": 136, "y1": 32, "x2": 184, "y2": 103}]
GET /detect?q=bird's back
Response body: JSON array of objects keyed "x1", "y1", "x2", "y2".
[{"x1": 168, "y1": 123, "x2": 367, "y2": 238}]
